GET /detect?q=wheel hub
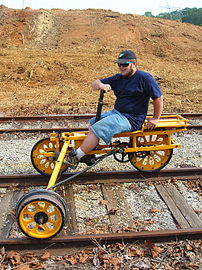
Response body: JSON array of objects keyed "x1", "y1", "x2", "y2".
[{"x1": 34, "y1": 212, "x2": 48, "y2": 224}]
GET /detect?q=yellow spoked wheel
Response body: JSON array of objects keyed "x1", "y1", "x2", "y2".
[
  {"x1": 31, "y1": 138, "x2": 69, "y2": 175},
  {"x1": 16, "y1": 189, "x2": 67, "y2": 239},
  {"x1": 129, "y1": 134, "x2": 173, "y2": 172}
]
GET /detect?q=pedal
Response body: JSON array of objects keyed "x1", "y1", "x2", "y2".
[{"x1": 80, "y1": 155, "x2": 96, "y2": 166}]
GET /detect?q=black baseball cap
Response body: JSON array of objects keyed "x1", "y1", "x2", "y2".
[{"x1": 115, "y1": 50, "x2": 137, "y2": 64}]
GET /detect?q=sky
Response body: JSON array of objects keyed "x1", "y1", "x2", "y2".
[{"x1": 0, "y1": 0, "x2": 201, "y2": 16}]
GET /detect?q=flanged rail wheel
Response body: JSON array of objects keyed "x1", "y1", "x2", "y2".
[
  {"x1": 129, "y1": 134, "x2": 173, "y2": 172},
  {"x1": 31, "y1": 138, "x2": 69, "y2": 175},
  {"x1": 16, "y1": 189, "x2": 67, "y2": 239}
]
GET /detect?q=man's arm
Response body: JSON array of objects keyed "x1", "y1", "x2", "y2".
[
  {"x1": 147, "y1": 95, "x2": 163, "y2": 130},
  {"x1": 92, "y1": 80, "x2": 111, "y2": 92}
]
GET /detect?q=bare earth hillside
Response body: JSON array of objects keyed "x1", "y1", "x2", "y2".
[{"x1": 0, "y1": 6, "x2": 201, "y2": 116}]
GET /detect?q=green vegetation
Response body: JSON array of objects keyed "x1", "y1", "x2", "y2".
[{"x1": 144, "y1": 7, "x2": 202, "y2": 26}]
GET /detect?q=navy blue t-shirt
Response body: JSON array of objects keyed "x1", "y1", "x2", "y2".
[{"x1": 100, "y1": 70, "x2": 162, "y2": 130}]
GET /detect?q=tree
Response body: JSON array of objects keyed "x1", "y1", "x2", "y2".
[
  {"x1": 144, "y1": 11, "x2": 154, "y2": 17},
  {"x1": 144, "y1": 7, "x2": 202, "y2": 26},
  {"x1": 182, "y1": 8, "x2": 202, "y2": 26}
]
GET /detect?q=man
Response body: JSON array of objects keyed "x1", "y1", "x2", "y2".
[{"x1": 66, "y1": 50, "x2": 163, "y2": 167}]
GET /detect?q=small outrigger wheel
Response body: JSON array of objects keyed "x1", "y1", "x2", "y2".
[
  {"x1": 129, "y1": 134, "x2": 173, "y2": 172},
  {"x1": 31, "y1": 138, "x2": 69, "y2": 175},
  {"x1": 16, "y1": 189, "x2": 67, "y2": 239}
]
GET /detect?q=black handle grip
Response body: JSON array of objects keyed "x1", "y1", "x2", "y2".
[{"x1": 95, "y1": 90, "x2": 105, "y2": 122}]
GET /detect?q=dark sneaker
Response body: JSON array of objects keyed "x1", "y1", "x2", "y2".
[
  {"x1": 64, "y1": 149, "x2": 79, "y2": 169},
  {"x1": 80, "y1": 155, "x2": 96, "y2": 166}
]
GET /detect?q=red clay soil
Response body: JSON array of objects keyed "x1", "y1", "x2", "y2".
[{"x1": 0, "y1": 5, "x2": 201, "y2": 116}]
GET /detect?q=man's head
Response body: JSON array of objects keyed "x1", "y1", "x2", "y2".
[{"x1": 115, "y1": 50, "x2": 137, "y2": 77}]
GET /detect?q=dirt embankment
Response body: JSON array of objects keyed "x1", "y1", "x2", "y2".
[{"x1": 0, "y1": 5, "x2": 201, "y2": 116}]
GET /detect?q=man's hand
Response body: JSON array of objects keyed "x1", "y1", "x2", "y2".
[
  {"x1": 92, "y1": 80, "x2": 112, "y2": 92},
  {"x1": 147, "y1": 96, "x2": 163, "y2": 130},
  {"x1": 147, "y1": 118, "x2": 159, "y2": 130},
  {"x1": 102, "y1": 84, "x2": 112, "y2": 93}
]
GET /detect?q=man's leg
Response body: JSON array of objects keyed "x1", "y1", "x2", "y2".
[
  {"x1": 64, "y1": 130, "x2": 99, "y2": 168},
  {"x1": 80, "y1": 130, "x2": 99, "y2": 154},
  {"x1": 65, "y1": 110, "x2": 132, "y2": 167},
  {"x1": 64, "y1": 112, "x2": 110, "y2": 166}
]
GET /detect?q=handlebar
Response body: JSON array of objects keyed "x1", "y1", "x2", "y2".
[{"x1": 95, "y1": 90, "x2": 105, "y2": 122}]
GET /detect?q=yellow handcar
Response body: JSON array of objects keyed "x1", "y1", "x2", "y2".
[{"x1": 16, "y1": 91, "x2": 188, "y2": 240}]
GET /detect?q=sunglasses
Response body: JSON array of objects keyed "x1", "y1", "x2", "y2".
[{"x1": 118, "y1": 62, "x2": 133, "y2": 67}]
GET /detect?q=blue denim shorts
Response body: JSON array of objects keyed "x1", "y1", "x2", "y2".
[{"x1": 89, "y1": 109, "x2": 132, "y2": 144}]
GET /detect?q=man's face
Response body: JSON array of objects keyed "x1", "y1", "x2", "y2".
[{"x1": 118, "y1": 62, "x2": 136, "y2": 77}]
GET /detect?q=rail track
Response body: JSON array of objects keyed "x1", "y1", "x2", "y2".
[
  {"x1": 0, "y1": 168, "x2": 201, "y2": 250},
  {"x1": 0, "y1": 113, "x2": 201, "y2": 260},
  {"x1": 0, "y1": 167, "x2": 201, "y2": 187},
  {"x1": 0, "y1": 113, "x2": 201, "y2": 122},
  {"x1": 0, "y1": 113, "x2": 201, "y2": 133}
]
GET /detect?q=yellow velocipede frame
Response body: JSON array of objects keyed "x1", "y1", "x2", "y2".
[{"x1": 16, "y1": 114, "x2": 188, "y2": 239}]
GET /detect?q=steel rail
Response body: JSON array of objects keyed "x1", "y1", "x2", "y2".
[
  {"x1": 0, "y1": 228, "x2": 201, "y2": 248},
  {"x1": 0, "y1": 167, "x2": 201, "y2": 188},
  {"x1": 0, "y1": 113, "x2": 201, "y2": 123},
  {"x1": 0, "y1": 114, "x2": 94, "y2": 122},
  {"x1": 0, "y1": 125, "x2": 201, "y2": 134}
]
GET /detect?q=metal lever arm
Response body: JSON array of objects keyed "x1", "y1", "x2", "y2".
[{"x1": 95, "y1": 90, "x2": 105, "y2": 122}]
